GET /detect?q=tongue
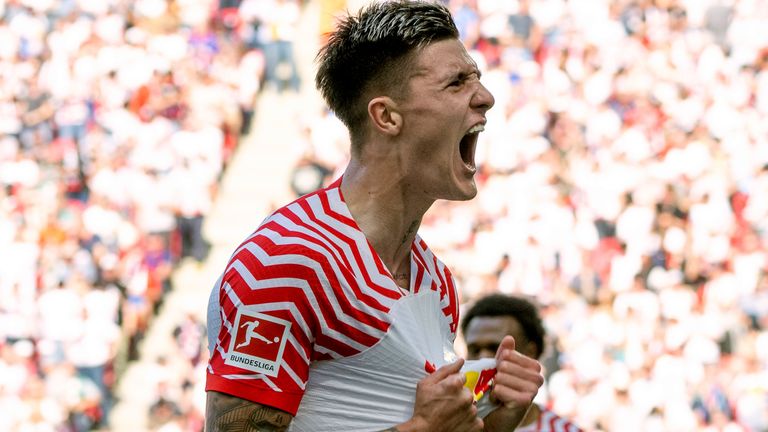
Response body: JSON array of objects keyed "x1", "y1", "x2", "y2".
[{"x1": 460, "y1": 133, "x2": 474, "y2": 166}]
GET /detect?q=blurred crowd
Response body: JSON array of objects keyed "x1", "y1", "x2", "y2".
[
  {"x1": 0, "y1": 0, "x2": 307, "y2": 429},
  {"x1": 2, "y1": 0, "x2": 768, "y2": 431},
  {"x1": 295, "y1": 0, "x2": 768, "y2": 431}
]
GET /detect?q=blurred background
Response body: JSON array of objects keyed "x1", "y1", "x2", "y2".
[{"x1": 0, "y1": 0, "x2": 767, "y2": 430}]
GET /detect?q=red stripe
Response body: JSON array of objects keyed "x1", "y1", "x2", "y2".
[
  {"x1": 254, "y1": 223, "x2": 390, "y2": 331},
  {"x1": 549, "y1": 411, "x2": 558, "y2": 432},
  {"x1": 318, "y1": 177, "x2": 355, "y2": 226},
  {"x1": 430, "y1": 254, "x2": 448, "y2": 299},
  {"x1": 318, "y1": 195, "x2": 403, "y2": 292},
  {"x1": 411, "y1": 245, "x2": 429, "y2": 294},
  {"x1": 233, "y1": 245, "x2": 387, "y2": 347},
  {"x1": 442, "y1": 266, "x2": 460, "y2": 333},
  {"x1": 222, "y1": 264, "x2": 361, "y2": 359},
  {"x1": 222, "y1": 269, "x2": 315, "y2": 347},
  {"x1": 313, "y1": 351, "x2": 334, "y2": 361},
  {"x1": 316, "y1": 192, "x2": 401, "y2": 287},
  {"x1": 412, "y1": 262, "x2": 425, "y2": 294},
  {"x1": 205, "y1": 373, "x2": 304, "y2": 416},
  {"x1": 274, "y1": 209, "x2": 394, "y2": 307},
  {"x1": 317, "y1": 192, "x2": 403, "y2": 293},
  {"x1": 295, "y1": 197, "x2": 400, "y2": 302},
  {"x1": 281, "y1": 335, "x2": 311, "y2": 376}
]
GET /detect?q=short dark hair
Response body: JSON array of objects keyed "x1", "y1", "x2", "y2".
[
  {"x1": 315, "y1": 0, "x2": 459, "y2": 147},
  {"x1": 461, "y1": 294, "x2": 546, "y2": 359}
]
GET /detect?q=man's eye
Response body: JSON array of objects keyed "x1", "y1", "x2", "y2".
[{"x1": 449, "y1": 80, "x2": 462, "y2": 87}]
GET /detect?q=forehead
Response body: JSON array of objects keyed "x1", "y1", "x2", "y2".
[
  {"x1": 409, "y1": 38, "x2": 478, "y2": 81},
  {"x1": 464, "y1": 316, "x2": 525, "y2": 343}
]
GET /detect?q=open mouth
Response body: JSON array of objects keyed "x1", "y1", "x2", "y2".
[{"x1": 460, "y1": 124, "x2": 484, "y2": 170}]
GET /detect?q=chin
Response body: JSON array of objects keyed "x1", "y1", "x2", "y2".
[{"x1": 443, "y1": 181, "x2": 477, "y2": 202}]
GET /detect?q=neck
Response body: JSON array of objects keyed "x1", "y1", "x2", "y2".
[{"x1": 340, "y1": 157, "x2": 433, "y2": 277}]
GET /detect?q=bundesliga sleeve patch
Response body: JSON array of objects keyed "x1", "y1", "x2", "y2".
[{"x1": 225, "y1": 309, "x2": 291, "y2": 377}]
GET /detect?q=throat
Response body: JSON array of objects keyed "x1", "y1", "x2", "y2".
[{"x1": 392, "y1": 271, "x2": 410, "y2": 290}]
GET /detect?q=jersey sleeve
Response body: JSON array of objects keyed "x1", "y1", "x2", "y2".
[{"x1": 206, "y1": 238, "x2": 318, "y2": 416}]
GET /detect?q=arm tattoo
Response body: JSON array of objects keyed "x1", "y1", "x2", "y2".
[{"x1": 206, "y1": 392, "x2": 292, "y2": 432}]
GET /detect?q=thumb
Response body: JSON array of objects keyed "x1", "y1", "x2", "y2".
[
  {"x1": 496, "y1": 336, "x2": 516, "y2": 361},
  {"x1": 425, "y1": 358, "x2": 464, "y2": 383}
]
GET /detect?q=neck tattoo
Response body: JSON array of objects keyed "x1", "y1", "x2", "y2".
[
  {"x1": 392, "y1": 272, "x2": 408, "y2": 281},
  {"x1": 401, "y1": 220, "x2": 419, "y2": 246}
]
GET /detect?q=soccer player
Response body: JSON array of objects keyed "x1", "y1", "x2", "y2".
[
  {"x1": 462, "y1": 294, "x2": 584, "y2": 432},
  {"x1": 205, "y1": 1, "x2": 544, "y2": 431}
]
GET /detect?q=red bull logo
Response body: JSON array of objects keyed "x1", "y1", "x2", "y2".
[{"x1": 461, "y1": 358, "x2": 497, "y2": 402}]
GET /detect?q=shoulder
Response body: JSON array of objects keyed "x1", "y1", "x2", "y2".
[{"x1": 223, "y1": 184, "x2": 357, "y2": 283}]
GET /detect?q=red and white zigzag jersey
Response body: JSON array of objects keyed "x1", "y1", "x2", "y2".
[
  {"x1": 206, "y1": 178, "x2": 461, "y2": 430},
  {"x1": 515, "y1": 405, "x2": 584, "y2": 432}
]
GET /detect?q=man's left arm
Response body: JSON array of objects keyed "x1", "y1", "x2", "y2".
[{"x1": 483, "y1": 336, "x2": 544, "y2": 431}]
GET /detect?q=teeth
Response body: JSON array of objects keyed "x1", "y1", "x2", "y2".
[{"x1": 466, "y1": 124, "x2": 485, "y2": 135}]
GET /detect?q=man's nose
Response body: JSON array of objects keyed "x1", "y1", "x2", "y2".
[{"x1": 472, "y1": 82, "x2": 495, "y2": 112}]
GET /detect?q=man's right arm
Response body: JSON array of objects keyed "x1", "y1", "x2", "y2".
[{"x1": 206, "y1": 391, "x2": 293, "y2": 432}]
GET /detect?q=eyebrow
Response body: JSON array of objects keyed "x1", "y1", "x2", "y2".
[
  {"x1": 410, "y1": 57, "x2": 482, "y2": 85},
  {"x1": 440, "y1": 67, "x2": 481, "y2": 85}
]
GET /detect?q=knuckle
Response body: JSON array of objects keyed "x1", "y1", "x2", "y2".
[
  {"x1": 461, "y1": 388, "x2": 474, "y2": 405},
  {"x1": 455, "y1": 375, "x2": 468, "y2": 388}
]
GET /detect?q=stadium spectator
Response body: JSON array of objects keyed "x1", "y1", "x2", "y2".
[
  {"x1": 0, "y1": 0, "x2": 268, "y2": 429},
  {"x1": 462, "y1": 294, "x2": 584, "y2": 431}
]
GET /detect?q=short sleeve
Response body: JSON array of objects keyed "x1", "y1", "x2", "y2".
[{"x1": 206, "y1": 240, "x2": 317, "y2": 416}]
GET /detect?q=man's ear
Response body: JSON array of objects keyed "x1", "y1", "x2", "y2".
[{"x1": 368, "y1": 96, "x2": 402, "y2": 136}]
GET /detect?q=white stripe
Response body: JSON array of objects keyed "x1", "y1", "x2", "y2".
[
  {"x1": 221, "y1": 282, "x2": 342, "y2": 361},
  {"x1": 212, "y1": 306, "x2": 232, "y2": 356},
  {"x1": 413, "y1": 236, "x2": 441, "y2": 280},
  {"x1": 413, "y1": 240, "x2": 452, "y2": 308},
  {"x1": 288, "y1": 197, "x2": 395, "y2": 303},
  {"x1": 322, "y1": 191, "x2": 398, "y2": 289},
  {"x1": 409, "y1": 240, "x2": 435, "y2": 292},
  {"x1": 227, "y1": 252, "x2": 375, "y2": 352},
  {"x1": 222, "y1": 281, "x2": 243, "y2": 309},
  {"x1": 221, "y1": 374, "x2": 282, "y2": 391},
  {"x1": 280, "y1": 360, "x2": 306, "y2": 390},
  {"x1": 220, "y1": 306, "x2": 233, "y2": 332},
  {"x1": 270, "y1": 209, "x2": 393, "y2": 317},
  {"x1": 246, "y1": 229, "x2": 391, "y2": 334},
  {"x1": 215, "y1": 343, "x2": 227, "y2": 358}
]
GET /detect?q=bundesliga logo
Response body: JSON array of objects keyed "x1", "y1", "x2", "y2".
[{"x1": 225, "y1": 309, "x2": 291, "y2": 377}]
